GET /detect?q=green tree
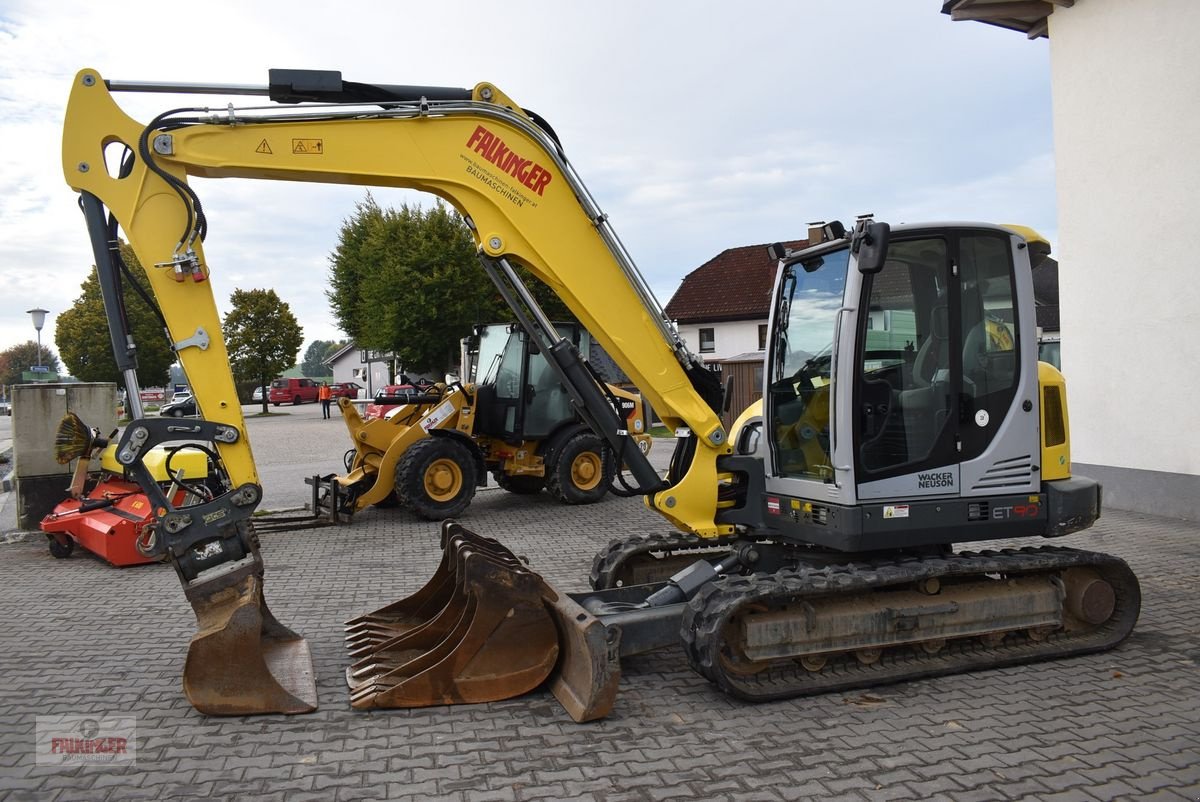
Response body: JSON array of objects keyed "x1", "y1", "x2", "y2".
[
  {"x1": 301, "y1": 339, "x2": 345, "y2": 377},
  {"x1": 0, "y1": 340, "x2": 62, "y2": 388},
  {"x1": 327, "y1": 195, "x2": 571, "y2": 375},
  {"x1": 223, "y1": 289, "x2": 304, "y2": 412},
  {"x1": 55, "y1": 243, "x2": 174, "y2": 387}
]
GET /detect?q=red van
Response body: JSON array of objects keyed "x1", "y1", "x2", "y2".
[{"x1": 268, "y1": 377, "x2": 320, "y2": 406}]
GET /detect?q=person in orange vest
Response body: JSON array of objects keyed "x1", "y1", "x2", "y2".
[{"x1": 318, "y1": 382, "x2": 333, "y2": 419}]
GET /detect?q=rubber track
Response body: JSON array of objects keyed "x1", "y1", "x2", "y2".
[
  {"x1": 589, "y1": 532, "x2": 741, "y2": 590},
  {"x1": 681, "y1": 546, "x2": 1141, "y2": 702}
]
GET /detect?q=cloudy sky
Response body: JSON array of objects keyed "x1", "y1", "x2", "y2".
[{"x1": 0, "y1": 1, "x2": 1055, "y2": 367}]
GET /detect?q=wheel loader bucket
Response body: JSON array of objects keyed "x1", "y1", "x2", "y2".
[
  {"x1": 181, "y1": 556, "x2": 318, "y2": 716},
  {"x1": 345, "y1": 521, "x2": 621, "y2": 720}
]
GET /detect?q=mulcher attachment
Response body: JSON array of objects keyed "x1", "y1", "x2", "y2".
[{"x1": 345, "y1": 521, "x2": 620, "y2": 720}]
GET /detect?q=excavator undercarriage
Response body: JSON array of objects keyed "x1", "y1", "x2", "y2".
[{"x1": 341, "y1": 524, "x2": 1138, "y2": 719}]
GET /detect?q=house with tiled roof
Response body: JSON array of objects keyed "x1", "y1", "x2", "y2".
[{"x1": 664, "y1": 239, "x2": 806, "y2": 363}]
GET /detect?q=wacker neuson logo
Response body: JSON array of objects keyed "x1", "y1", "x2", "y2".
[
  {"x1": 36, "y1": 715, "x2": 136, "y2": 765},
  {"x1": 917, "y1": 471, "x2": 954, "y2": 489}
]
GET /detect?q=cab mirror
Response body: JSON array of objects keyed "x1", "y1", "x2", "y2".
[{"x1": 854, "y1": 221, "x2": 891, "y2": 274}]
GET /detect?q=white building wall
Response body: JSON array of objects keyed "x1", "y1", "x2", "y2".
[
  {"x1": 1050, "y1": 0, "x2": 1200, "y2": 484},
  {"x1": 676, "y1": 320, "x2": 766, "y2": 363},
  {"x1": 328, "y1": 350, "x2": 390, "y2": 395}
]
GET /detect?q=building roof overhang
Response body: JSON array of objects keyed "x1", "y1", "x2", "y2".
[{"x1": 941, "y1": 0, "x2": 1074, "y2": 40}]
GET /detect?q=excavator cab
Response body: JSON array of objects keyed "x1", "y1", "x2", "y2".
[{"x1": 757, "y1": 220, "x2": 1100, "y2": 551}]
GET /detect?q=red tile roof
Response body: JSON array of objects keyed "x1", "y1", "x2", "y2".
[{"x1": 665, "y1": 239, "x2": 807, "y2": 324}]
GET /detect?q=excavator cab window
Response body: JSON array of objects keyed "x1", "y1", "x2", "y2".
[
  {"x1": 768, "y1": 247, "x2": 849, "y2": 480},
  {"x1": 854, "y1": 238, "x2": 956, "y2": 476},
  {"x1": 957, "y1": 233, "x2": 1019, "y2": 460}
]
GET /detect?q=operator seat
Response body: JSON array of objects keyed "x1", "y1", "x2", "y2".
[{"x1": 913, "y1": 302, "x2": 949, "y2": 388}]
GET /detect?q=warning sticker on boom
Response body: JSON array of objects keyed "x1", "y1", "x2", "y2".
[
  {"x1": 292, "y1": 139, "x2": 324, "y2": 155},
  {"x1": 256, "y1": 139, "x2": 273, "y2": 155}
]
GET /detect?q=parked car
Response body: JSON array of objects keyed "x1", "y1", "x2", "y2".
[
  {"x1": 363, "y1": 379, "x2": 436, "y2": 420},
  {"x1": 329, "y1": 381, "x2": 362, "y2": 400},
  {"x1": 268, "y1": 377, "x2": 319, "y2": 406},
  {"x1": 251, "y1": 385, "x2": 268, "y2": 402},
  {"x1": 160, "y1": 395, "x2": 198, "y2": 418}
]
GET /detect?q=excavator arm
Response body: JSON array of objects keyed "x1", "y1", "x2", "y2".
[
  {"x1": 61, "y1": 68, "x2": 737, "y2": 718},
  {"x1": 62, "y1": 68, "x2": 732, "y2": 537}
]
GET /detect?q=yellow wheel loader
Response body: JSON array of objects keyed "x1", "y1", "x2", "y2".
[
  {"x1": 326, "y1": 323, "x2": 650, "y2": 520},
  {"x1": 61, "y1": 68, "x2": 1138, "y2": 721}
]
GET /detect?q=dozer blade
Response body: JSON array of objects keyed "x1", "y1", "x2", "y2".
[
  {"x1": 346, "y1": 521, "x2": 622, "y2": 719},
  {"x1": 182, "y1": 556, "x2": 318, "y2": 716},
  {"x1": 544, "y1": 590, "x2": 622, "y2": 723}
]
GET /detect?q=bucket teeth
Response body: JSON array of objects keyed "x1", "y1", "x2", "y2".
[{"x1": 345, "y1": 521, "x2": 560, "y2": 709}]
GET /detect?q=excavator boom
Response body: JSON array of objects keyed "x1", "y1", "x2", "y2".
[{"x1": 61, "y1": 68, "x2": 731, "y2": 717}]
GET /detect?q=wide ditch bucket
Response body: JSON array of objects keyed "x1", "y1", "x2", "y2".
[
  {"x1": 181, "y1": 554, "x2": 319, "y2": 716},
  {"x1": 345, "y1": 521, "x2": 621, "y2": 721}
]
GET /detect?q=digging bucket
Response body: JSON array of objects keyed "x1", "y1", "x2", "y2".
[
  {"x1": 346, "y1": 521, "x2": 621, "y2": 719},
  {"x1": 181, "y1": 553, "x2": 318, "y2": 715}
]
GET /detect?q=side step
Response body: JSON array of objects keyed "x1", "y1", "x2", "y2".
[{"x1": 345, "y1": 521, "x2": 621, "y2": 721}]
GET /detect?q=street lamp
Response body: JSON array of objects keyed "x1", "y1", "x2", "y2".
[{"x1": 27, "y1": 307, "x2": 48, "y2": 374}]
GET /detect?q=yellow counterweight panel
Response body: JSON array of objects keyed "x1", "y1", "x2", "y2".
[
  {"x1": 62, "y1": 69, "x2": 729, "y2": 535},
  {"x1": 1038, "y1": 361, "x2": 1072, "y2": 481}
]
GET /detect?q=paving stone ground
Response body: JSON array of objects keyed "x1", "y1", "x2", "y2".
[{"x1": 1, "y1": 414, "x2": 1198, "y2": 801}]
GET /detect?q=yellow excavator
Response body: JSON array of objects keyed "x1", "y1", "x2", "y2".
[
  {"x1": 323, "y1": 322, "x2": 651, "y2": 520},
  {"x1": 61, "y1": 68, "x2": 1139, "y2": 720}
]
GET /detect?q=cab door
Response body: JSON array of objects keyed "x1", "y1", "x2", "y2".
[{"x1": 853, "y1": 229, "x2": 1025, "y2": 500}]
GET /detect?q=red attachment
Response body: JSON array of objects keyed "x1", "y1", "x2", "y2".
[{"x1": 39, "y1": 478, "x2": 162, "y2": 567}]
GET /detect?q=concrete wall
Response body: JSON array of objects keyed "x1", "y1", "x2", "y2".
[
  {"x1": 12, "y1": 383, "x2": 118, "y2": 530},
  {"x1": 676, "y1": 320, "x2": 765, "y2": 363},
  {"x1": 1049, "y1": 0, "x2": 1200, "y2": 517}
]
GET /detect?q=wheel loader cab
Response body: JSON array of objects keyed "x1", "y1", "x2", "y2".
[
  {"x1": 473, "y1": 324, "x2": 583, "y2": 444},
  {"x1": 765, "y1": 223, "x2": 1045, "y2": 550}
]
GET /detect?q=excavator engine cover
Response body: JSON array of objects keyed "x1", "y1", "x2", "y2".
[{"x1": 345, "y1": 521, "x2": 620, "y2": 720}]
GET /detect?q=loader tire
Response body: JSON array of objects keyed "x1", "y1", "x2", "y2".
[
  {"x1": 546, "y1": 432, "x2": 613, "y2": 505},
  {"x1": 495, "y1": 473, "x2": 544, "y2": 495},
  {"x1": 396, "y1": 437, "x2": 477, "y2": 520}
]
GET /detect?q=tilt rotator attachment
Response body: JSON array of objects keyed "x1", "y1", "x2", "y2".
[
  {"x1": 345, "y1": 521, "x2": 731, "y2": 721},
  {"x1": 114, "y1": 418, "x2": 318, "y2": 716}
]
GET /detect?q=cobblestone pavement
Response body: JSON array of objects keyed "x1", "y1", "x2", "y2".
[{"x1": 1, "y1": 485, "x2": 1198, "y2": 800}]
